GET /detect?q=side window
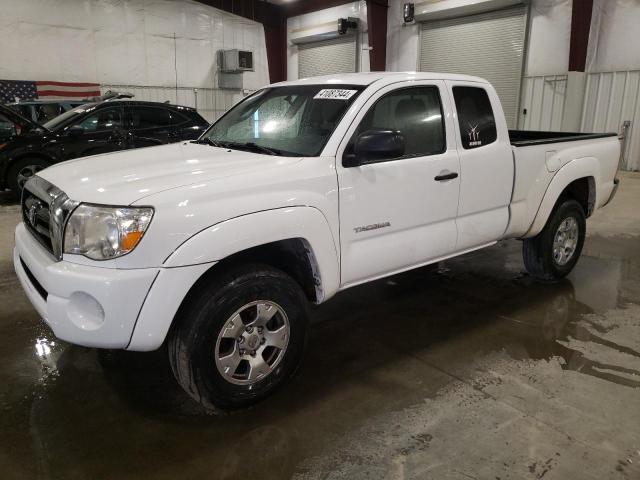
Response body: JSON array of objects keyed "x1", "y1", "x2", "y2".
[
  {"x1": 352, "y1": 86, "x2": 445, "y2": 157},
  {"x1": 130, "y1": 107, "x2": 185, "y2": 129},
  {"x1": 452, "y1": 86, "x2": 497, "y2": 149},
  {"x1": 77, "y1": 108, "x2": 122, "y2": 132},
  {"x1": 36, "y1": 104, "x2": 62, "y2": 123}
]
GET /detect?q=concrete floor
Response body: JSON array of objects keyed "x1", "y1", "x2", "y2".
[{"x1": 1, "y1": 173, "x2": 639, "y2": 480}]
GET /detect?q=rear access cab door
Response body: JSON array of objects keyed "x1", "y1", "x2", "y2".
[
  {"x1": 60, "y1": 104, "x2": 127, "y2": 160},
  {"x1": 124, "y1": 104, "x2": 203, "y2": 147},
  {"x1": 445, "y1": 80, "x2": 514, "y2": 249}
]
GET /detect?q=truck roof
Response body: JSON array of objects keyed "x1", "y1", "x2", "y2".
[{"x1": 271, "y1": 72, "x2": 489, "y2": 88}]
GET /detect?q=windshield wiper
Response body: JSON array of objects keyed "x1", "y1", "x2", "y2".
[
  {"x1": 221, "y1": 141, "x2": 283, "y2": 156},
  {"x1": 192, "y1": 137, "x2": 225, "y2": 147},
  {"x1": 193, "y1": 138, "x2": 284, "y2": 156}
]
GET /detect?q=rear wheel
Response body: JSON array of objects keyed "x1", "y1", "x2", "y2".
[
  {"x1": 8, "y1": 157, "x2": 50, "y2": 193},
  {"x1": 168, "y1": 264, "x2": 309, "y2": 413},
  {"x1": 523, "y1": 199, "x2": 586, "y2": 281}
]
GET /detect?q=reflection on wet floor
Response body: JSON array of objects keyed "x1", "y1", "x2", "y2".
[{"x1": 1, "y1": 185, "x2": 640, "y2": 479}]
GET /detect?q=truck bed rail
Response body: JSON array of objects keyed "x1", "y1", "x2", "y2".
[{"x1": 509, "y1": 130, "x2": 617, "y2": 147}]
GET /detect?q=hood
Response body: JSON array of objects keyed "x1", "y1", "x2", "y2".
[
  {"x1": 37, "y1": 142, "x2": 303, "y2": 205},
  {"x1": 0, "y1": 104, "x2": 47, "y2": 142}
]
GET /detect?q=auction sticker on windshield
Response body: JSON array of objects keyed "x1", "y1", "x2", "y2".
[{"x1": 314, "y1": 89, "x2": 358, "y2": 100}]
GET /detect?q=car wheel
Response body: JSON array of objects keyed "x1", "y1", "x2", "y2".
[
  {"x1": 523, "y1": 198, "x2": 586, "y2": 281},
  {"x1": 168, "y1": 264, "x2": 309, "y2": 413},
  {"x1": 8, "y1": 158, "x2": 50, "y2": 193}
]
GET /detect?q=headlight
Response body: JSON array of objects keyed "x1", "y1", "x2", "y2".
[{"x1": 63, "y1": 204, "x2": 154, "y2": 260}]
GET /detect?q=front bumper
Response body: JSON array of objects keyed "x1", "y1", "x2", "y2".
[{"x1": 14, "y1": 222, "x2": 159, "y2": 349}]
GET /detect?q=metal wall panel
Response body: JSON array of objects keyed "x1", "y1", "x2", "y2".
[
  {"x1": 100, "y1": 85, "x2": 247, "y2": 124},
  {"x1": 419, "y1": 5, "x2": 527, "y2": 128},
  {"x1": 519, "y1": 75, "x2": 567, "y2": 131},
  {"x1": 581, "y1": 71, "x2": 640, "y2": 170},
  {"x1": 298, "y1": 36, "x2": 357, "y2": 79}
]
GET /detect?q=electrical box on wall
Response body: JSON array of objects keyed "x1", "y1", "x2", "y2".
[{"x1": 221, "y1": 49, "x2": 254, "y2": 73}]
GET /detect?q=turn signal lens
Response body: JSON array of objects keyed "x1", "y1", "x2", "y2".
[{"x1": 121, "y1": 231, "x2": 144, "y2": 251}]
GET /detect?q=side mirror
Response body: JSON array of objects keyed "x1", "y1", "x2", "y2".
[
  {"x1": 67, "y1": 125, "x2": 85, "y2": 137},
  {"x1": 343, "y1": 129, "x2": 405, "y2": 167}
]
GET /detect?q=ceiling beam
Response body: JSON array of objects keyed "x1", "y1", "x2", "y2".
[{"x1": 279, "y1": 0, "x2": 356, "y2": 18}]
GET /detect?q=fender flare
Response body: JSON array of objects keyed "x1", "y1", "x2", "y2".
[
  {"x1": 163, "y1": 206, "x2": 341, "y2": 301},
  {"x1": 524, "y1": 156, "x2": 599, "y2": 238}
]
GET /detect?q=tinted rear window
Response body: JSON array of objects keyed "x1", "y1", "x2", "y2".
[
  {"x1": 452, "y1": 86, "x2": 497, "y2": 149},
  {"x1": 130, "y1": 107, "x2": 186, "y2": 129}
]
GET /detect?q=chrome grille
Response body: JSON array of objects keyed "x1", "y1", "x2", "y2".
[
  {"x1": 21, "y1": 177, "x2": 79, "y2": 260},
  {"x1": 22, "y1": 189, "x2": 53, "y2": 254}
]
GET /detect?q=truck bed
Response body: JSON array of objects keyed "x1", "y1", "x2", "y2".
[{"x1": 509, "y1": 130, "x2": 618, "y2": 147}]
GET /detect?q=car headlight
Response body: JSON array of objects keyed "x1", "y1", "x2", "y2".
[{"x1": 63, "y1": 204, "x2": 154, "y2": 260}]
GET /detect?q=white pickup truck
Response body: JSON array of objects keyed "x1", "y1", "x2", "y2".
[{"x1": 14, "y1": 72, "x2": 620, "y2": 412}]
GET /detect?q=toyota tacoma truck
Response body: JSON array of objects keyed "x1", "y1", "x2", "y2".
[{"x1": 13, "y1": 73, "x2": 620, "y2": 412}]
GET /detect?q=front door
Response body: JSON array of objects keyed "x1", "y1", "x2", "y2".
[
  {"x1": 337, "y1": 81, "x2": 461, "y2": 287},
  {"x1": 61, "y1": 105, "x2": 126, "y2": 160}
]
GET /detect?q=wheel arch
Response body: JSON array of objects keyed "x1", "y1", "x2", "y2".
[
  {"x1": 163, "y1": 206, "x2": 341, "y2": 303},
  {"x1": 128, "y1": 207, "x2": 340, "y2": 352},
  {"x1": 183, "y1": 237, "x2": 324, "y2": 304},
  {"x1": 127, "y1": 239, "x2": 323, "y2": 352},
  {"x1": 524, "y1": 157, "x2": 598, "y2": 238}
]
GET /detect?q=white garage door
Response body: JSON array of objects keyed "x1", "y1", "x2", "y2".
[
  {"x1": 419, "y1": 5, "x2": 527, "y2": 128},
  {"x1": 298, "y1": 36, "x2": 357, "y2": 79}
]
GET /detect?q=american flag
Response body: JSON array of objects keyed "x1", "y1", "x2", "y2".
[{"x1": 0, "y1": 80, "x2": 101, "y2": 103}]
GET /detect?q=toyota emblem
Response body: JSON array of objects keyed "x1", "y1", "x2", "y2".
[{"x1": 28, "y1": 201, "x2": 42, "y2": 227}]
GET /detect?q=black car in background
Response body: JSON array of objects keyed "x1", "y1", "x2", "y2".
[{"x1": 0, "y1": 100, "x2": 209, "y2": 192}]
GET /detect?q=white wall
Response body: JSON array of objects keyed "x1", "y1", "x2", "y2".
[
  {"x1": 0, "y1": 0, "x2": 270, "y2": 92},
  {"x1": 386, "y1": 0, "x2": 572, "y2": 76},
  {"x1": 525, "y1": 0, "x2": 571, "y2": 76},
  {"x1": 286, "y1": 1, "x2": 370, "y2": 80},
  {"x1": 587, "y1": 0, "x2": 640, "y2": 73},
  {"x1": 385, "y1": 0, "x2": 420, "y2": 71},
  {"x1": 581, "y1": 70, "x2": 640, "y2": 170}
]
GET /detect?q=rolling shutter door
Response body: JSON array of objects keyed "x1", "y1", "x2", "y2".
[
  {"x1": 298, "y1": 36, "x2": 357, "y2": 79},
  {"x1": 419, "y1": 5, "x2": 527, "y2": 128}
]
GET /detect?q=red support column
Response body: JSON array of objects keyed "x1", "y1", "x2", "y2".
[
  {"x1": 366, "y1": 0, "x2": 389, "y2": 71},
  {"x1": 568, "y1": 0, "x2": 594, "y2": 72}
]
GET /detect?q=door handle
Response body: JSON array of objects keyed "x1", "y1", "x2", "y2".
[{"x1": 434, "y1": 171, "x2": 459, "y2": 181}]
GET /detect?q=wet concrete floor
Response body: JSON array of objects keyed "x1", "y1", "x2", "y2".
[{"x1": 1, "y1": 173, "x2": 639, "y2": 479}]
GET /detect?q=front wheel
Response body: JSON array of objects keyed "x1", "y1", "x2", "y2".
[
  {"x1": 168, "y1": 264, "x2": 309, "y2": 413},
  {"x1": 8, "y1": 157, "x2": 50, "y2": 193},
  {"x1": 523, "y1": 199, "x2": 586, "y2": 281}
]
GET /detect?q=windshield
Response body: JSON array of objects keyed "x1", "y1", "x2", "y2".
[
  {"x1": 43, "y1": 103, "x2": 94, "y2": 131},
  {"x1": 202, "y1": 85, "x2": 364, "y2": 157}
]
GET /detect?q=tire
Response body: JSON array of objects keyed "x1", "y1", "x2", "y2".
[
  {"x1": 7, "y1": 157, "x2": 50, "y2": 193},
  {"x1": 523, "y1": 198, "x2": 586, "y2": 281},
  {"x1": 168, "y1": 264, "x2": 310, "y2": 413}
]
